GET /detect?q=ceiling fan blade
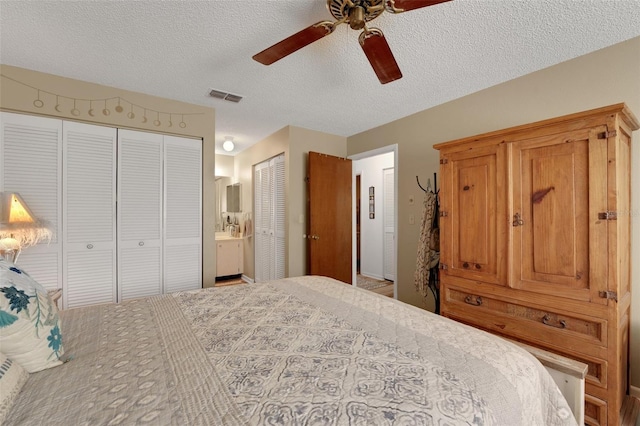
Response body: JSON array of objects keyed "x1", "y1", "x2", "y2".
[
  {"x1": 359, "y1": 29, "x2": 402, "y2": 84},
  {"x1": 386, "y1": 0, "x2": 452, "y2": 13},
  {"x1": 253, "y1": 21, "x2": 335, "y2": 65}
]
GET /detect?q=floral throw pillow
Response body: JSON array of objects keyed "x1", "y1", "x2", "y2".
[{"x1": 0, "y1": 258, "x2": 64, "y2": 373}]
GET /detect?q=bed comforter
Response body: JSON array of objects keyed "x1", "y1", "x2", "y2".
[{"x1": 7, "y1": 276, "x2": 576, "y2": 425}]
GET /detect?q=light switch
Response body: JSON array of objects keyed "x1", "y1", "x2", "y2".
[{"x1": 409, "y1": 214, "x2": 415, "y2": 225}]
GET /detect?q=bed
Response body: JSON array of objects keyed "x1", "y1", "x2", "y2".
[{"x1": 3, "y1": 275, "x2": 577, "y2": 425}]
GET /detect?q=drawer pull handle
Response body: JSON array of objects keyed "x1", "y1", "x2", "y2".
[
  {"x1": 542, "y1": 314, "x2": 566, "y2": 329},
  {"x1": 463, "y1": 262, "x2": 469, "y2": 269},
  {"x1": 464, "y1": 295, "x2": 482, "y2": 306},
  {"x1": 513, "y1": 213, "x2": 524, "y2": 227},
  {"x1": 475, "y1": 264, "x2": 481, "y2": 269},
  {"x1": 87, "y1": 244, "x2": 94, "y2": 249}
]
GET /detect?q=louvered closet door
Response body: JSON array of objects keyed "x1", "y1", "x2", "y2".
[
  {"x1": 117, "y1": 129, "x2": 163, "y2": 300},
  {"x1": 0, "y1": 113, "x2": 62, "y2": 290},
  {"x1": 254, "y1": 160, "x2": 271, "y2": 282},
  {"x1": 254, "y1": 164, "x2": 264, "y2": 282},
  {"x1": 254, "y1": 155, "x2": 285, "y2": 282},
  {"x1": 63, "y1": 121, "x2": 117, "y2": 308},
  {"x1": 272, "y1": 154, "x2": 285, "y2": 279},
  {"x1": 163, "y1": 136, "x2": 201, "y2": 293}
]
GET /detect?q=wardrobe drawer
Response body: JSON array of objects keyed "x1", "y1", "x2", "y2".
[
  {"x1": 442, "y1": 286, "x2": 608, "y2": 354},
  {"x1": 584, "y1": 394, "x2": 607, "y2": 426}
]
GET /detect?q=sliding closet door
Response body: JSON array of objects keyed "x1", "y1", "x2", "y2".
[
  {"x1": 0, "y1": 112, "x2": 62, "y2": 290},
  {"x1": 63, "y1": 121, "x2": 117, "y2": 308},
  {"x1": 163, "y1": 136, "x2": 201, "y2": 293},
  {"x1": 117, "y1": 129, "x2": 163, "y2": 300}
]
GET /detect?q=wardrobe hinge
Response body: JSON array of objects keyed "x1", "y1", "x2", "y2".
[
  {"x1": 597, "y1": 130, "x2": 617, "y2": 139},
  {"x1": 598, "y1": 211, "x2": 617, "y2": 220},
  {"x1": 599, "y1": 291, "x2": 618, "y2": 302},
  {"x1": 440, "y1": 159, "x2": 448, "y2": 165},
  {"x1": 440, "y1": 211, "x2": 448, "y2": 217},
  {"x1": 439, "y1": 264, "x2": 448, "y2": 270}
]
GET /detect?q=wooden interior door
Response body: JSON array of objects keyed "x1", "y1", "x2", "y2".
[
  {"x1": 511, "y1": 127, "x2": 608, "y2": 304},
  {"x1": 440, "y1": 144, "x2": 508, "y2": 286},
  {"x1": 308, "y1": 151, "x2": 352, "y2": 284}
]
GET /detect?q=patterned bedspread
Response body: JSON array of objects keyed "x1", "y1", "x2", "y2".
[{"x1": 7, "y1": 276, "x2": 576, "y2": 425}]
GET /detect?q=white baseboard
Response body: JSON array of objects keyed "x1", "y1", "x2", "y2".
[
  {"x1": 631, "y1": 385, "x2": 640, "y2": 399},
  {"x1": 241, "y1": 274, "x2": 254, "y2": 284}
]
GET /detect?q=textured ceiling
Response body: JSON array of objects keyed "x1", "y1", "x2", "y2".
[{"x1": 1, "y1": 0, "x2": 639, "y2": 155}]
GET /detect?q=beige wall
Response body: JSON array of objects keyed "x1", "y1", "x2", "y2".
[
  {"x1": 215, "y1": 154, "x2": 234, "y2": 177},
  {"x1": 0, "y1": 65, "x2": 218, "y2": 286},
  {"x1": 347, "y1": 36, "x2": 640, "y2": 387},
  {"x1": 233, "y1": 125, "x2": 347, "y2": 280}
]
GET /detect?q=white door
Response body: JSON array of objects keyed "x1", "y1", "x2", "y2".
[
  {"x1": 272, "y1": 154, "x2": 286, "y2": 280},
  {"x1": 254, "y1": 159, "x2": 271, "y2": 282},
  {"x1": 254, "y1": 154, "x2": 285, "y2": 282},
  {"x1": 163, "y1": 135, "x2": 202, "y2": 293},
  {"x1": 117, "y1": 129, "x2": 163, "y2": 300},
  {"x1": 383, "y1": 167, "x2": 395, "y2": 281},
  {"x1": 0, "y1": 112, "x2": 63, "y2": 290},
  {"x1": 63, "y1": 121, "x2": 117, "y2": 308}
]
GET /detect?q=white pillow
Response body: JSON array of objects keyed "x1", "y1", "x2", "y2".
[
  {"x1": 0, "y1": 258, "x2": 64, "y2": 372},
  {"x1": 0, "y1": 352, "x2": 29, "y2": 424}
]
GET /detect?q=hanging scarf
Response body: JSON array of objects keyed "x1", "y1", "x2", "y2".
[{"x1": 414, "y1": 191, "x2": 440, "y2": 300}]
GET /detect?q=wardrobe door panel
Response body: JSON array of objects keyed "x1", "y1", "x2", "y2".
[
  {"x1": 63, "y1": 121, "x2": 117, "y2": 308},
  {"x1": 117, "y1": 129, "x2": 163, "y2": 300},
  {"x1": 511, "y1": 127, "x2": 607, "y2": 304},
  {"x1": 163, "y1": 136, "x2": 201, "y2": 293},
  {"x1": 440, "y1": 143, "x2": 508, "y2": 286},
  {"x1": 0, "y1": 112, "x2": 62, "y2": 290}
]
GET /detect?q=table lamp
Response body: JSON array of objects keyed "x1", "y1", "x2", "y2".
[{"x1": 0, "y1": 192, "x2": 52, "y2": 263}]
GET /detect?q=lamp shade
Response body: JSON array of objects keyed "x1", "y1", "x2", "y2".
[
  {"x1": 0, "y1": 192, "x2": 52, "y2": 250},
  {"x1": 0, "y1": 192, "x2": 36, "y2": 225}
]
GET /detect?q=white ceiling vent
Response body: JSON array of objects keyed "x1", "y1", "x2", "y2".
[{"x1": 209, "y1": 88, "x2": 243, "y2": 103}]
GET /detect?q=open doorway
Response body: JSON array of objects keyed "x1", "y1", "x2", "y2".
[{"x1": 350, "y1": 145, "x2": 397, "y2": 299}]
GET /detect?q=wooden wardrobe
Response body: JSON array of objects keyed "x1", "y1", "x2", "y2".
[{"x1": 435, "y1": 104, "x2": 638, "y2": 426}]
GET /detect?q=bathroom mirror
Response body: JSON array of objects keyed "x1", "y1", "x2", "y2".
[
  {"x1": 226, "y1": 183, "x2": 242, "y2": 213},
  {"x1": 215, "y1": 176, "x2": 232, "y2": 231}
]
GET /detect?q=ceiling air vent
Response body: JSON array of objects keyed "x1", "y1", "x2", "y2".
[{"x1": 208, "y1": 88, "x2": 243, "y2": 103}]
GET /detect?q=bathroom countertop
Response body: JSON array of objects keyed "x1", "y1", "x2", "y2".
[{"x1": 215, "y1": 233, "x2": 243, "y2": 241}]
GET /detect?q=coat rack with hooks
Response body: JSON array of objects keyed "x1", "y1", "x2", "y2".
[{"x1": 416, "y1": 173, "x2": 437, "y2": 193}]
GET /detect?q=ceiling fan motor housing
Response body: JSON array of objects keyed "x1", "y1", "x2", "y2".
[{"x1": 327, "y1": 0, "x2": 385, "y2": 27}]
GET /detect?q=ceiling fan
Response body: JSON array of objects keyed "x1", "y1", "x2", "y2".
[{"x1": 253, "y1": 0, "x2": 452, "y2": 84}]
